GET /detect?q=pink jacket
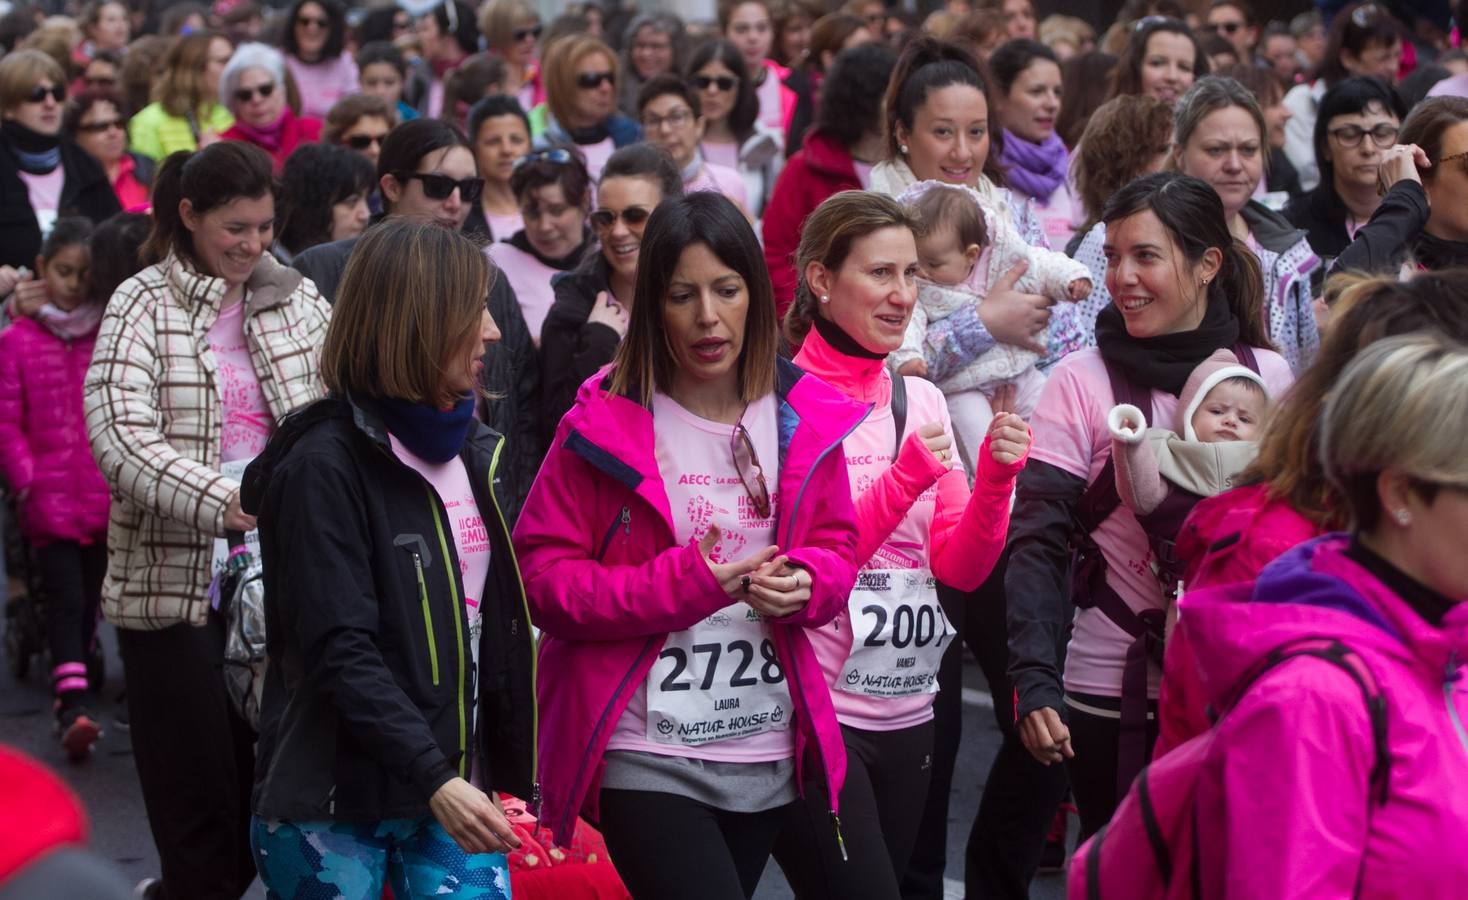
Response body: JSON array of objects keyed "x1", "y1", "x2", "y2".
[
  {"x1": 1181, "y1": 536, "x2": 1468, "y2": 899},
  {"x1": 0, "y1": 317, "x2": 109, "y2": 545},
  {"x1": 513, "y1": 359, "x2": 866, "y2": 845},
  {"x1": 1156, "y1": 484, "x2": 1324, "y2": 754}
]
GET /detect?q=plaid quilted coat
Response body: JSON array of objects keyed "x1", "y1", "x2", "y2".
[{"x1": 84, "y1": 251, "x2": 329, "y2": 630}]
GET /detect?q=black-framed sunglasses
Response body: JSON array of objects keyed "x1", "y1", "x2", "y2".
[
  {"x1": 296, "y1": 14, "x2": 329, "y2": 28},
  {"x1": 693, "y1": 74, "x2": 737, "y2": 92},
  {"x1": 576, "y1": 70, "x2": 615, "y2": 89},
  {"x1": 513, "y1": 23, "x2": 542, "y2": 41},
  {"x1": 344, "y1": 133, "x2": 386, "y2": 150},
  {"x1": 78, "y1": 118, "x2": 125, "y2": 134},
  {"x1": 1201, "y1": 20, "x2": 1243, "y2": 34},
  {"x1": 590, "y1": 206, "x2": 651, "y2": 230},
  {"x1": 1328, "y1": 122, "x2": 1399, "y2": 148},
  {"x1": 513, "y1": 147, "x2": 574, "y2": 170},
  {"x1": 393, "y1": 171, "x2": 484, "y2": 202},
  {"x1": 26, "y1": 84, "x2": 65, "y2": 104},
  {"x1": 731, "y1": 415, "x2": 772, "y2": 521},
  {"x1": 234, "y1": 82, "x2": 275, "y2": 104}
]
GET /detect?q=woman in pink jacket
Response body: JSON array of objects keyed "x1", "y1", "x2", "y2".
[
  {"x1": 1181, "y1": 332, "x2": 1468, "y2": 898},
  {"x1": 513, "y1": 191, "x2": 863, "y2": 900},
  {"x1": 1158, "y1": 271, "x2": 1468, "y2": 755},
  {"x1": 0, "y1": 218, "x2": 110, "y2": 760},
  {"x1": 769, "y1": 190, "x2": 1029, "y2": 897}
]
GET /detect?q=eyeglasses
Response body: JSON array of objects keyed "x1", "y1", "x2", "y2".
[
  {"x1": 1201, "y1": 20, "x2": 1244, "y2": 35},
  {"x1": 1329, "y1": 123, "x2": 1399, "y2": 148},
  {"x1": 25, "y1": 84, "x2": 65, "y2": 104},
  {"x1": 1437, "y1": 149, "x2": 1468, "y2": 171},
  {"x1": 576, "y1": 70, "x2": 615, "y2": 89},
  {"x1": 731, "y1": 414, "x2": 771, "y2": 521},
  {"x1": 641, "y1": 107, "x2": 694, "y2": 131},
  {"x1": 512, "y1": 23, "x2": 542, "y2": 42},
  {"x1": 296, "y1": 14, "x2": 328, "y2": 28},
  {"x1": 78, "y1": 118, "x2": 125, "y2": 134},
  {"x1": 513, "y1": 147, "x2": 575, "y2": 170},
  {"x1": 590, "y1": 206, "x2": 651, "y2": 230},
  {"x1": 344, "y1": 133, "x2": 386, "y2": 150},
  {"x1": 693, "y1": 74, "x2": 738, "y2": 92},
  {"x1": 234, "y1": 82, "x2": 276, "y2": 104},
  {"x1": 393, "y1": 171, "x2": 484, "y2": 202}
]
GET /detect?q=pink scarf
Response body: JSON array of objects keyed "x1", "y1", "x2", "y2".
[
  {"x1": 230, "y1": 109, "x2": 290, "y2": 152},
  {"x1": 37, "y1": 302, "x2": 103, "y2": 341}
]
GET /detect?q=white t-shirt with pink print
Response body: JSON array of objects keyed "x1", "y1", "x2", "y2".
[
  {"x1": 207, "y1": 296, "x2": 273, "y2": 463},
  {"x1": 606, "y1": 391, "x2": 795, "y2": 763}
]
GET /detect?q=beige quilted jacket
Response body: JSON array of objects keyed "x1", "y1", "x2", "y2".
[{"x1": 84, "y1": 251, "x2": 329, "y2": 630}]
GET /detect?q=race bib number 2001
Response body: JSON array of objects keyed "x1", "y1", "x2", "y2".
[
  {"x1": 837, "y1": 569, "x2": 952, "y2": 698},
  {"x1": 646, "y1": 602, "x2": 793, "y2": 747}
]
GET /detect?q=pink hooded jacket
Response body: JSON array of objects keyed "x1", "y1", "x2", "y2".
[
  {"x1": 513, "y1": 359, "x2": 866, "y2": 845},
  {"x1": 1180, "y1": 536, "x2": 1468, "y2": 899},
  {"x1": 0, "y1": 317, "x2": 109, "y2": 545}
]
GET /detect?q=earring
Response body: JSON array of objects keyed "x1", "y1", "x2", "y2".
[
  {"x1": 820, "y1": 294, "x2": 830, "y2": 304},
  {"x1": 900, "y1": 144, "x2": 909, "y2": 155},
  {"x1": 1396, "y1": 509, "x2": 1412, "y2": 526}
]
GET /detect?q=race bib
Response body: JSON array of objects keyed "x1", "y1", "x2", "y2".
[
  {"x1": 837, "y1": 569, "x2": 953, "y2": 698},
  {"x1": 645, "y1": 602, "x2": 792, "y2": 746}
]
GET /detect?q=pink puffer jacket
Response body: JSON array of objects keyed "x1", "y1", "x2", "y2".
[
  {"x1": 0, "y1": 317, "x2": 109, "y2": 545},
  {"x1": 513, "y1": 358, "x2": 866, "y2": 846},
  {"x1": 1181, "y1": 536, "x2": 1468, "y2": 899}
]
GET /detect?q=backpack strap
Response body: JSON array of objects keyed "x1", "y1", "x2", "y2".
[{"x1": 890, "y1": 370, "x2": 908, "y2": 461}]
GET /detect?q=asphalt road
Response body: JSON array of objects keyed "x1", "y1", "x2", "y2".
[{"x1": 0, "y1": 621, "x2": 1068, "y2": 900}]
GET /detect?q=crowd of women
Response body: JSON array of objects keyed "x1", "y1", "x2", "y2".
[{"x1": 1, "y1": 0, "x2": 1468, "y2": 898}]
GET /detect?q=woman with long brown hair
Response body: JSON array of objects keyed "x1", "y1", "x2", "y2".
[{"x1": 127, "y1": 31, "x2": 235, "y2": 160}]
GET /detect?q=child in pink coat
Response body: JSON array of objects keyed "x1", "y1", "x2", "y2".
[{"x1": 0, "y1": 218, "x2": 111, "y2": 760}]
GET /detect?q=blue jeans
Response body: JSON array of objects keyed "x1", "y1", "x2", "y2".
[{"x1": 250, "y1": 815, "x2": 512, "y2": 900}]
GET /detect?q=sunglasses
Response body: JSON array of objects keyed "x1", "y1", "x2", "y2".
[
  {"x1": 84, "y1": 74, "x2": 117, "y2": 87},
  {"x1": 393, "y1": 170, "x2": 484, "y2": 202},
  {"x1": 234, "y1": 82, "x2": 276, "y2": 103},
  {"x1": 1437, "y1": 148, "x2": 1468, "y2": 171},
  {"x1": 1202, "y1": 20, "x2": 1243, "y2": 34},
  {"x1": 731, "y1": 416, "x2": 772, "y2": 521},
  {"x1": 296, "y1": 14, "x2": 328, "y2": 28},
  {"x1": 513, "y1": 23, "x2": 542, "y2": 41},
  {"x1": 26, "y1": 84, "x2": 65, "y2": 104},
  {"x1": 78, "y1": 117, "x2": 125, "y2": 134},
  {"x1": 590, "y1": 206, "x2": 651, "y2": 230},
  {"x1": 344, "y1": 133, "x2": 386, "y2": 150},
  {"x1": 693, "y1": 74, "x2": 737, "y2": 92},
  {"x1": 576, "y1": 70, "x2": 615, "y2": 89},
  {"x1": 513, "y1": 147, "x2": 575, "y2": 170}
]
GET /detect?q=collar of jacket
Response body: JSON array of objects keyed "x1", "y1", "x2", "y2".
[
  {"x1": 346, "y1": 392, "x2": 501, "y2": 459},
  {"x1": 550, "y1": 244, "x2": 613, "y2": 297},
  {"x1": 558, "y1": 355, "x2": 869, "y2": 548},
  {"x1": 801, "y1": 130, "x2": 859, "y2": 180},
  {"x1": 1242, "y1": 199, "x2": 1310, "y2": 254},
  {"x1": 542, "y1": 112, "x2": 641, "y2": 148},
  {"x1": 163, "y1": 249, "x2": 303, "y2": 315}
]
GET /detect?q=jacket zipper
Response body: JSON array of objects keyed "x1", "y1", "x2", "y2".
[
  {"x1": 412, "y1": 551, "x2": 439, "y2": 686},
  {"x1": 597, "y1": 506, "x2": 631, "y2": 561},
  {"x1": 425, "y1": 485, "x2": 469, "y2": 780},
  {"x1": 1446, "y1": 653, "x2": 1468, "y2": 757},
  {"x1": 485, "y1": 440, "x2": 543, "y2": 822}
]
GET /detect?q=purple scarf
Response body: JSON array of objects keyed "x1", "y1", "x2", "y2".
[
  {"x1": 231, "y1": 109, "x2": 289, "y2": 152},
  {"x1": 1000, "y1": 129, "x2": 1068, "y2": 202}
]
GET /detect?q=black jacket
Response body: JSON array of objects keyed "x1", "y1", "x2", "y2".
[
  {"x1": 1284, "y1": 181, "x2": 1354, "y2": 264},
  {"x1": 0, "y1": 138, "x2": 121, "y2": 269},
  {"x1": 538, "y1": 250, "x2": 620, "y2": 447},
  {"x1": 293, "y1": 231, "x2": 543, "y2": 524},
  {"x1": 241, "y1": 397, "x2": 536, "y2": 821},
  {"x1": 1329, "y1": 178, "x2": 1468, "y2": 275}
]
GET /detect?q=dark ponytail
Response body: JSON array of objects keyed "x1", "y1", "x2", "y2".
[
  {"x1": 1102, "y1": 172, "x2": 1272, "y2": 350},
  {"x1": 141, "y1": 142, "x2": 276, "y2": 267}
]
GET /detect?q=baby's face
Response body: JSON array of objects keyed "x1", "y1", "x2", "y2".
[
  {"x1": 915, "y1": 225, "x2": 976, "y2": 286},
  {"x1": 1191, "y1": 381, "x2": 1265, "y2": 442}
]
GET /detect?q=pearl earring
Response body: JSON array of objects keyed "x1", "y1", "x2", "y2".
[
  {"x1": 820, "y1": 294, "x2": 830, "y2": 304},
  {"x1": 1397, "y1": 509, "x2": 1412, "y2": 526},
  {"x1": 900, "y1": 144, "x2": 909, "y2": 155}
]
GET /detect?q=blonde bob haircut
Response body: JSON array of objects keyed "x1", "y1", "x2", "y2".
[
  {"x1": 1320, "y1": 333, "x2": 1468, "y2": 531},
  {"x1": 321, "y1": 220, "x2": 492, "y2": 409},
  {"x1": 479, "y1": 0, "x2": 539, "y2": 53},
  {"x1": 543, "y1": 34, "x2": 617, "y2": 131},
  {"x1": 0, "y1": 49, "x2": 66, "y2": 112}
]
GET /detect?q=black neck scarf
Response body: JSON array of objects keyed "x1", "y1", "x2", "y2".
[
  {"x1": 1094, "y1": 295, "x2": 1241, "y2": 396},
  {"x1": 811, "y1": 313, "x2": 885, "y2": 361}
]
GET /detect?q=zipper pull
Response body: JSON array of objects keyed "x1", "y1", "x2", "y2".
[
  {"x1": 530, "y1": 782, "x2": 543, "y2": 822},
  {"x1": 830, "y1": 810, "x2": 848, "y2": 862},
  {"x1": 621, "y1": 506, "x2": 631, "y2": 534}
]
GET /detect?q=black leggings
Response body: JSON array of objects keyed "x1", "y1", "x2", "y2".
[
  {"x1": 37, "y1": 540, "x2": 106, "y2": 690},
  {"x1": 599, "y1": 788, "x2": 789, "y2": 900},
  {"x1": 1065, "y1": 694, "x2": 1159, "y2": 842},
  {"x1": 772, "y1": 721, "x2": 934, "y2": 899}
]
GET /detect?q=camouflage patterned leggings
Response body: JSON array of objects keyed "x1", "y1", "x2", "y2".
[{"x1": 250, "y1": 815, "x2": 512, "y2": 899}]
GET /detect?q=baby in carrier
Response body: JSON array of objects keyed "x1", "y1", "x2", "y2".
[
  {"x1": 890, "y1": 180, "x2": 1091, "y2": 474},
  {"x1": 1107, "y1": 350, "x2": 1271, "y2": 594}
]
